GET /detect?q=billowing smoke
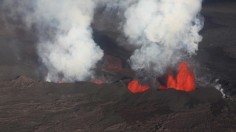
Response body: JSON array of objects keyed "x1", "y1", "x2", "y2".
[
  {"x1": 123, "y1": 0, "x2": 204, "y2": 76},
  {"x1": 2, "y1": 0, "x2": 104, "y2": 82},
  {"x1": 2, "y1": 0, "x2": 204, "y2": 82},
  {"x1": 35, "y1": 0, "x2": 103, "y2": 82}
]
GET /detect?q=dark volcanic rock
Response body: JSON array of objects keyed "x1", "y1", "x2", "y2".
[{"x1": 0, "y1": 76, "x2": 235, "y2": 132}]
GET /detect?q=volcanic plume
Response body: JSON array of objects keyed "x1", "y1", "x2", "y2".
[
  {"x1": 36, "y1": 0, "x2": 104, "y2": 82},
  {"x1": 2, "y1": 0, "x2": 204, "y2": 85},
  {"x1": 2, "y1": 0, "x2": 104, "y2": 82},
  {"x1": 123, "y1": 0, "x2": 204, "y2": 77}
]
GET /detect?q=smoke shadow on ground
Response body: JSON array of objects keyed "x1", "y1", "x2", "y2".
[{"x1": 92, "y1": 29, "x2": 131, "y2": 61}]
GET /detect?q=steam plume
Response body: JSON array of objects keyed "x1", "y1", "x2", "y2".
[
  {"x1": 35, "y1": 0, "x2": 103, "y2": 82},
  {"x1": 2, "y1": 0, "x2": 104, "y2": 82},
  {"x1": 2, "y1": 0, "x2": 204, "y2": 82},
  {"x1": 123, "y1": 0, "x2": 204, "y2": 76}
]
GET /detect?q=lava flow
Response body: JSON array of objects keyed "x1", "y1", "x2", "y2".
[
  {"x1": 128, "y1": 80, "x2": 150, "y2": 94},
  {"x1": 91, "y1": 79, "x2": 105, "y2": 85},
  {"x1": 161, "y1": 62, "x2": 195, "y2": 92},
  {"x1": 58, "y1": 81, "x2": 64, "y2": 84}
]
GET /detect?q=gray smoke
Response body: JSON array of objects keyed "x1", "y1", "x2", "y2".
[{"x1": 123, "y1": 0, "x2": 204, "y2": 76}]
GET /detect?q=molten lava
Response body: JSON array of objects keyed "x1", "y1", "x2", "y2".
[
  {"x1": 128, "y1": 80, "x2": 150, "y2": 94},
  {"x1": 91, "y1": 79, "x2": 105, "y2": 85},
  {"x1": 58, "y1": 81, "x2": 64, "y2": 84},
  {"x1": 161, "y1": 62, "x2": 195, "y2": 92}
]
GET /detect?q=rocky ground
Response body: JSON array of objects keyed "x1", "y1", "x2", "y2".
[
  {"x1": 0, "y1": 1, "x2": 236, "y2": 132},
  {"x1": 0, "y1": 75, "x2": 235, "y2": 132}
]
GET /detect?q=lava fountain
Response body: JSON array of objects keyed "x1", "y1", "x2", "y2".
[
  {"x1": 161, "y1": 62, "x2": 195, "y2": 92},
  {"x1": 128, "y1": 62, "x2": 196, "y2": 94},
  {"x1": 128, "y1": 80, "x2": 150, "y2": 94}
]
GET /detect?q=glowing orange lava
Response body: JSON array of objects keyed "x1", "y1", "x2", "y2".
[
  {"x1": 91, "y1": 79, "x2": 104, "y2": 85},
  {"x1": 161, "y1": 62, "x2": 195, "y2": 92},
  {"x1": 58, "y1": 81, "x2": 64, "y2": 84},
  {"x1": 128, "y1": 80, "x2": 150, "y2": 94}
]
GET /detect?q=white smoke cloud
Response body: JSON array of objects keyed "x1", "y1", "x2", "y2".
[
  {"x1": 34, "y1": 0, "x2": 104, "y2": 82},
  {"x1": 1, "y1": 0, "x2": 104, "y2": 82},
  {"x1": 1, "y1": 0, "x2": 204, "y2": 82},
  {"x1": 123, "y1": 0, "x2": 204, "y2": 75}
]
